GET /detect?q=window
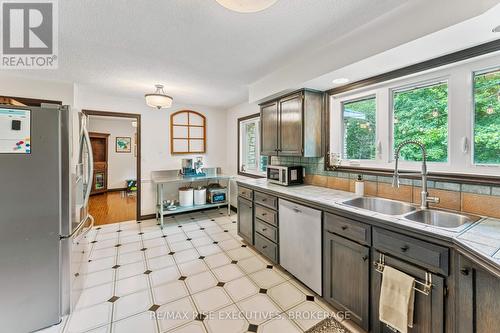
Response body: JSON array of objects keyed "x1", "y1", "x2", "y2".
[
  {"x1": 473, "y1": 68, "x2": 500, "y2": 165},
  {"x1": 170, "y1": 110, "x2": 206, "y2": 154},
  {"x1": 238, "y1": 115, "x2": 268, "y2": 177},
  {"x1": 342, "y1": 96, "x2": 376, "y2": 160},
  {"x1": 393, "y1": 81, "x2": 448, "y2": 162}
]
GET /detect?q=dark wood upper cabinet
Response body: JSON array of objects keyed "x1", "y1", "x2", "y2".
[
  {"x1": 89, "y1": 132, "x2": 109, "y2": 195},
  {"x1": 260, "y1": 101, "x2": 279, "y2": 156},
  {"x1": 260, "y1": 89, "x2": 323, "y2": 157}
]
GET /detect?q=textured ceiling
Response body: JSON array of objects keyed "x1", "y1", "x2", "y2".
[{"x1": 10, "y1": 0, "x2": 408, "y2": 108}]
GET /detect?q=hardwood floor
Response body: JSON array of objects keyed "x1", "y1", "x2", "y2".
[{"x1": 89, "y1": 191, "x2": 136, "y2": 226}]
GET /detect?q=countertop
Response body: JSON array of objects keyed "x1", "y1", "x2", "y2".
[{"x1": 237, "y1": 178, "x2": 500, "y2": 277}]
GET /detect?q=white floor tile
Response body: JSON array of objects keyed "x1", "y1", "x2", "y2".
[
  {"x1": 118, "y1": 251, "x2": 145, "y2": 265},
  {"x1": 204, "y1": 253, "x2": 231, "y2": 269},
  {"x1": 168, "y1": 321, "x2": 207, "y2": 333},
  {"x1": 236, "y1": 256, "x2": 267, "y2": 274},
  {"x1": 65, "y1": 302, "x2": 112, "y2": 333},
  {"x1": 116, "y1": 261, "x2": 147, "y2": 280},
  {"x1": 115, "y1": 274, "x2": 149, "y2": 296},
  {"x1": 268, "y1": 282, "x2": 306, "y2": 311},
  {"x1": 83, "y1": 269, "x2": 114, "y2": 289},
  {"x1": 191, "y1": 236, "x2": 213, "y2": 248},
  {"x1": 87, "y1": 257, "x2": 116, "y2": 274},
  {"x1": 147, "y1": 255, "x2": 176, "y2": 271},
  {"x1": 167, "y1": 233, "x2": 189, "y2": 244},
  {"x1": 226, "y1": 247, "x2": 254, "y2": 261},
  {"x1": 169, "y1": 240, "x2": 194, "y2": 252},
  {"x1": 185, "y1": 271, "x2": 218, "y2": 294},
  {"x1": 145, "y1": 246, "x2": 171, "y2": 260},
  {"x1": 197, "y1": 244, "x2": 222, "y2": 256},
  {"x1": 119, "y1": 234, "x2": 143, "y2": 245},
  {"x1": 218, "y1": 239, "x2": 241, "y2": 251},
  {"x1": 90, "y1": 247, "x2": 117, "y2": 260},
  {"x1": 174, "y1": 249, "x2": 200, "y2": 264},
  {"x1": 288, "y1": 301, "x2": 330, "y2": 331},
  {"x1": 223, "y1": 276, "x2": 259, "y2": 302},
  {"x1": 212, "y1": 264, "x2": 244, "y2": 282},
  {"x1": 192, "y1": 287, "x2": 232, "y2": 313},
  {"x1": 156, "y1": 297, "x2": 197, "y2": 332},
  {"x1": 93, "y1": 239, "x2": 117, "y2": 250},
  {"x1": 236, "y1": 294, "x2": 281, "y2": 325},
  {"x1": 113, "y1": 290, "x2": 153, "y2": 321},
  {"x1": 204, "y1": 304, "x2": 249, "y2": 333},
  {"x1": 75, "y1": 283, "x2": 114, "y2": 310},
  {"x1": 257, "y1": 315, "x2": 302, "y2": 333},
  {"x1": 184, "y1": 230, "x2": 208, "y2": 239},
  {"x1": 249, "y1": 269, "x2": 286, "y2": 289},
  {"x1": 150, "y1": 265, "x2": 180, "y2": 287},
  {"x1": 178, "y1": 259, "x2": 209, "y2": 276},
  {"x1": 152, "y1": 280, "x2": 189, "y2": 305},
  {"x1": 117, "y1": 241, "x2": 143, "y2": 255},
  {"x1": 112, "y1": 311, "x2": 158, "y2": 333},
  {"x1": 143, "y1": 237, "x2": 167, "y2": 248},
  {"x1": 210, "y1": 232, "x2": 233, "y2": 242}
]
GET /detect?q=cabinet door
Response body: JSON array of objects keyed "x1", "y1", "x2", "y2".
[
  {"x1": 371, "y1": 250, "x2": 445, "y2": 333},
  {"x1": 456, "y1": 255, "x2": 500, "y2": 333},
  {"x1": 237, "y1": 197, "x2": 253, "y2": 244},
  {"x1": 324, "y1": 231, "x2": 370, "y2": 330},
  {"x1": 260, "y1": 102, "x2": 279, "y2": 156},
  {"x1": 279, "y1": 94, "x2": 303, "y2": 156}
]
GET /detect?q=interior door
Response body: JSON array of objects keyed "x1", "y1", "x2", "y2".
[
  {"x1": 279, "y1": 93, "x2": 303, "y2": 156},
  {"x1": 260, "y1": 101, "x2": 279, "y2": 156}
]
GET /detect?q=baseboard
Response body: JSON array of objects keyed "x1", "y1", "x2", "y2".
[
  {"x1": 139, "y1": 214, "x2": 156, "y2": 221},
  {"x1": 107, "y1": 187, "x2": 128, "y2": 193},
  {"x1": 230, "y1": 205, "x2": 237, "y2": 213}
]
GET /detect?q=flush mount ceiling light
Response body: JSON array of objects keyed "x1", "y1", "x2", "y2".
[
  {"x1": 332, "y1": 78, "x2": 350, "y2": 85},
  {"x1": 215, "y1": 0, "x2": 278, "y2": 13},
  {"x1": 145, "y1": 84, "x2": 173, "y2": 109}
]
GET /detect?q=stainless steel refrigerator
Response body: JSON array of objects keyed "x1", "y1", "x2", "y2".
[{"x1": 0, "y1": 104, "x2": 94, "y2": 332}]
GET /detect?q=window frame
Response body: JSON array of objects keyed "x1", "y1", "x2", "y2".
[
  {"x1": 238, "y1": 113, "x2": 266, "y2": 178},
  {"x1": 328, "y1": 52, "x2": 500, "y2": 177}
]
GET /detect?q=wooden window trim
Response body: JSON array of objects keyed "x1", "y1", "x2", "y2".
[{"x1": 170, "y1": 110, "x2": 206, "y2": 154}]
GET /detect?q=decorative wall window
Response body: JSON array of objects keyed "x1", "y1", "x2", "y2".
[
  {"x1": 473, "y1": 68, "x2": 500, "y2": 165},
  {"x1": 392, "y1": 81, "x2": 449, "y2": 162},
  {"x1": 170, "y1": 110, "x2": 206, "y2": 154},
  {"x1": 238, "y1": 114, "x2": 268, "y2": 177}
]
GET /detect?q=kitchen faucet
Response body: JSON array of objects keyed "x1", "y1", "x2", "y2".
[{"x1": 393, "y1": 140, "x2": 440, "y2": 209}]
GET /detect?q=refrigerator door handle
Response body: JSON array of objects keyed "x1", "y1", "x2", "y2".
[
  {"x1": 60, "y1": 214, "x2": 94, "y2": 240},
  {"x1": 82, "y1": 124, "x2": 94, "y2": 209}
]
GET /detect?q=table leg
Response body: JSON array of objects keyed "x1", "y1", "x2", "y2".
[
  {"x1": 159, "y1": 184, "x2": 164, "y2": 229},
  {"x1": 227, "y1": 180, "x2": 231, "y2": 216}
]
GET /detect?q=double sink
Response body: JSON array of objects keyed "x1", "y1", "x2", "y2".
[{"x1": 342, "y1": 197, "x2": 481, "y2": 232}]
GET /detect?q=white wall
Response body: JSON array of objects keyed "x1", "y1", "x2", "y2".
[
  {"x1": 75, "y1": 85, "x2": 228, "y2": 216},
  {"x1": 88, "y1": 117, "x2": 137, "y2": 190}
]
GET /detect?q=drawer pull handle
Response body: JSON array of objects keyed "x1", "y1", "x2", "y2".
[
  {"x1": 362, "y1": 255, "x2": 368, "y2": 261},
  {"x1": 262, "y1": 228, "x2": 267, "y2": 231},
  {"x1": 261, "y1": 213, "x2": 267, "y2": 216},
  {"x1": 262, "y1": 198, "x2": 267, "y2": 202},
  {"x1": 262, "y1": 245, "x2": 268, "y2": 249},
  {"x1": 341, "y1": 225, "x2": 348, "y2": 230},
  {"x1": 460, "y1": 268, "x2": 469, "y2": 276},
  {"x1": 400, "y1": 245, "x2": 409, "y2": 252}
]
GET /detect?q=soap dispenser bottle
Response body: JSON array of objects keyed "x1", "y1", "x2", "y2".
[{"x1": 355, "y1": 175, "x2": 365, "y2": 196}]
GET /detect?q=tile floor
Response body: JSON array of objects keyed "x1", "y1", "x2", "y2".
[{"x1": 41, "y1": 210, "x2": 349, "y2": 333}]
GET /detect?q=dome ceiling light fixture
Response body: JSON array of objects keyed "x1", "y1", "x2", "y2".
[
  {"x1": 145, "y1": 84, "x2": 173, "y2": 109},
  {"x1": 215, "y1": 0, "x2": 278, "y2": 13},
  {"x1": 332, "y1": 78, "x2": 350, "y2": 85}
]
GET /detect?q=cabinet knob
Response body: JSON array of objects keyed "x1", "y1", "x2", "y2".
[
  {"x1": 261, "y1": 213, "x2": 267, "y2": 216},
  {"x1": 262, "y1": 198, "x2": 267, "y2": 202},
  {"x1": 362, "y1": 255, "x2": 368, "y2": 261},
  {"x1": 341, "y1": 225, "x2": 348, "y2": 230},
  {"x1": 262, "y1": 245, "x2": 268, "y2": 249},
  {"x1": 460, "y1": 268, "x2": 470, "y2": 276},
  {"x1": 262, "y1": 228, "x2": 267, "y2": 231},
  {"x1": 400, "y1": 245, "x2": 409, "y2": 252}
]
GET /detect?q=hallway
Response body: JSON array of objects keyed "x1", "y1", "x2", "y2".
[{"x1": 89, "y1": 191, "x2": 137, "y2": 226}]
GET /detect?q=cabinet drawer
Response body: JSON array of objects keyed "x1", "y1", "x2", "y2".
[
  {"x1": 255, "y1": 233, "x2": 278, "y2": 263},
  {"x1": 238, "y1": 186, "x2": 253, "y2": 200},
  {"x1": 255, "y1": 219, "x2": 278, "y2": 243},
  {"x1": 373, "y1": 228, "x2": 449, "y2": 275},
  {"x1": 255, "y1": 204, "x2": 278, "y2": 227},
  {"x1": 325, "y1": 213, "x2": 371, "y2": 246},
  {"x1": 254, "y1": 191, "x2": 278, "y2": 209}
]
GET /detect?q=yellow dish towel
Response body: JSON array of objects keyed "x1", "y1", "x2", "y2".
[{"x1": 379, "y1": 265, "x2": 416, "y2": 333}]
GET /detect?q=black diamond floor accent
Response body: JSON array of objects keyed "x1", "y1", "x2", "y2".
[
  {"x1": 117, "y1": 230, "x2": 122, "y2": 233},
  {"x1": 108, "y1": 296, "x2": 120, "y2": 303},
  {"x1": 224, "y1": 230, "x2": 228, "y2": 232},
  {"x1": 241, "y1": 245, "x2": 247, "y2": 248},
  {"x1": 90, "y1": 240, "x2": 97, "y2": 244},
  {"x1": 306, "y1": 295, "x2": 315, "y2": 301},
  {"x1": 168, "y1": 252, "x2": 175, "y2": 255},
  {"x1": 248, "y1": 324, "x2": 258, "y2": 332},
  {"x1": 211, "y1": 219, "x2": 215, "y2": 221},
  {"x1": 186, "y1": 238, "x2": 192, "y2": 241},
  {"x1": 138, "y1": 232, "x2": 144, "y2": 235},
  {"x1": 144, "y1": 270, "x2": 152, "y2": 275},
  {"x1": 178, "y1": 225, "x2": 183, "y2": 228},
  {"x1": 232, "y1": 221, "x2": 236, "y2": 224},
  {"x1": 96, "y1": 227, "x2": 102, "y2": 230},
  {"x1": 220, "y1": 212, "x2": 223, "y2": 215},
  {"x1": 112, "y1": 265, "x2": 120, "y2": 269},
  {"x1": 179, "y1": 276, "x2": 187, "y2": 281},
  {"x1": 195, "y1": 313, "x2": 207, "y2": 321},
  {"x1": 259, "y1": 288, "x2": 267, "y2": 294},
  {"x1": 266, "y1": 265, "x2": 273, "y2": 269},
  {"x1": 200, "y1": 227, "x2": 205, "y2": 230},
  {"x1": 231, "y1": 260, "x2": 238, "y2": 264},
  {"x1": 141, "y1": 248, "x2": 147, "y2": 251},
  {"x1": 88, "y1": 259, "x2": 92, "y2": 262},
  {"x1": 115, "y1": 244, "x2": 122, "y2": 247},
  {"x1": 149, "y1": 304, "x2": 160, "y2": 312},
  {"x1": 199, "y1": 256, "x2": 205, "y2": 260},
  {"x1": 191, "y1": 217, "x2": 195, "y2": 220},
  {"x1": 162, "y1": 235, "x2": 167, "y2": 238},
  {"x1": 213, "y1": 241, "x2": 218, "y2": 244},
  {"x1": 217, "y1": 282, "x2": 225, "y2": 287}
]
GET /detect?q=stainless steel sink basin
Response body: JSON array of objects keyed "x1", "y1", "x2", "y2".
[
  {"x1": 403, "y1": 209, "x2": 481, "y2": 231},
  {"x1": 342, "y1": 197, "x2": 417, "y2": 216}
]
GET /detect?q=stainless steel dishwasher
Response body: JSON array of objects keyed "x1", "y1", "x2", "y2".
[{"x1": 279, "y1": 199, "x2": 322, "y2": 295}]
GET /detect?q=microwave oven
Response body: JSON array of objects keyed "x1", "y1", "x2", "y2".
[{"x1": 267, "y1": 165, "x2": 304, "y2": 186}]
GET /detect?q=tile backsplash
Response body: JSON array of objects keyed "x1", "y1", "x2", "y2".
[{"x1": 271, "y1": 156, "x2": 500, "y2": 218}]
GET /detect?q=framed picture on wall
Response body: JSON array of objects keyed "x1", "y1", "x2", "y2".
[{"x1": 116, "y1": 136, "x2": 132, "y2": 153}]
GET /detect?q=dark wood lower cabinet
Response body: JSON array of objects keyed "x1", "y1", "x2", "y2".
[
  {"x1": 323, "y1": 231, "x2": 370, "y2": 330},
  {"x1": 237, "y1": 197, "x2": 253, "y2": 244},
  {"x1": 456, "y1": 255, "x2": 500, "y2": 333},
  {"x1": 371, "y1": 250, "x2": 445, "y2": 333}
]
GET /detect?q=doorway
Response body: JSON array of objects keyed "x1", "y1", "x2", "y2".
[{"x1": 83, "y1": 110, "x2": 141, "y2": 226}]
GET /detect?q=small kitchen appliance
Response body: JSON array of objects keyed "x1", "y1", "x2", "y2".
[
  {"x1": 181, "y1": 157, "x2": 206, "y2": 177},
  {"x1": 267, "y1": 165, "x2": 304, "y2": 186},
  {"x1": 207, "y1": 183, "x2": 227, "y2": 203}
]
